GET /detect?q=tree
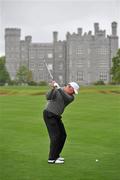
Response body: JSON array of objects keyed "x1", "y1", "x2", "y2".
[
  {"x1": 16, "y1": 65, "x2": 33, "y2": 84},
  {"x1": 0, "y1": 56, "x2": 10, "y2": 85},
  {"x1": 111, "y1": 49, "x2": 120, "y2": 84}
]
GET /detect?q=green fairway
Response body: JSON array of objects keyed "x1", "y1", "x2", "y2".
[{"x1": 0, "y1": 86, "x2": 120, "y2": 180}]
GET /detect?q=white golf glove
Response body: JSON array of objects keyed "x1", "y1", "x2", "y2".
[
  {"x1": 51, "y1": 81, "x2": 60, "y2": 89},
  {"x1": 53, "y1": 82, "x2": 60, "y2": 89}
]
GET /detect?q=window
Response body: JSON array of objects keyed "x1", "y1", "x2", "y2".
[
  {"x1": 37, "y1": 51, "x2": 44, "y2": 59},
  {"x1": 39, "y1": 54, "x2": 44, "y2": 59},
  {"x1": 88, "y1": 60, "x2": 90, "y2": 68},
  {"x1": 99, "y1": 72, "x2": 108, "y2": 81},
  {"x1": 59, "y1": 75, "x2": 63, "y2": 84},
  {"x1": 99, "y1": 62, "x2": 108, "y2": 68},
  {"x1": 58, "y1": 63, "x2": 63, "y2": 70},
  {"x1": 77, "y1": 62, "x2": 83, "y2": 68},
  {"x1": 87, "y1": 48, "x2": 91, "y2": 54},
  {"x1": 48, "y1": 53, "x2": 53, "y2": 58},
  {"x1": 76, "y1": 48, "x2": 83, "y2": 55},
  {"x1": 77, "y1": 71, "x2": 84, "y2": 81},
  {"x1": 30, "y1": 63, "x2": 35, "y2": 67},
  {"x1": 39, "y1": 63, "x2": 44, "y2": 70},
  {"x1": 58, "y1": 46, "x2": 62, "y2": 51},
  {"x1": 21, "y1": 47, "x2": 25, "y2": 51},
  {"x1": 29, "y1": 50, "x2": 36, "y2": 58},
  {"x1": 58, "y1": 54, "x2": 63, "y2": 58},
  {"x1": 30, "y1": 63, "x2": 35, "y2": 70},
  {"x1": 47, "y1": 64, "x2": 53, "y2": 70},
  {"x1": 96, "y1": 48, "x2": 108, "y2": 55},
  {"x1": 38, "y1": 70, "x2": 44, "y2": 80}
]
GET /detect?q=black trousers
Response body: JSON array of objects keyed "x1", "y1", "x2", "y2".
[{"x1": 43, "y1": 110, "x2": 67, "y2": 160}]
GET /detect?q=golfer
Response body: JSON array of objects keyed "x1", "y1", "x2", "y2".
[{"x1": 43, "y1": 81, "x2": 79, "y2": 164}]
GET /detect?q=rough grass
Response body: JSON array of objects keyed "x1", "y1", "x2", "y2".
[
  {"x1": 0, "y1": 85, "x2": 120, "y2": 95},
  {"x1": 0, "y1": 85, "x2": 120, "y2": 180},
  {"x1": 0, "y1": 86, "x2": 48, "y2": 96}
]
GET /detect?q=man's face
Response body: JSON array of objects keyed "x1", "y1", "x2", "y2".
[{"x1": 64, "y1": 85, "x2": 74, "y2": 95}]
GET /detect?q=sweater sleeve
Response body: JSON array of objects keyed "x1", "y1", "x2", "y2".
[
  {"x1": 46, "y1": 89, "x2": 57, "y2": 100},
  {"x1": 58, "y1": 88, "x2": 74, "y2": 103}
]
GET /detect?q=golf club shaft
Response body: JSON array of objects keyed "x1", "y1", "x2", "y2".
[
  {"x1": 43, "y1": 59, "x2": 60, "y2": 88},
  {"x1": 44, "y1": 59, "x2": 53, "y2": 80}
]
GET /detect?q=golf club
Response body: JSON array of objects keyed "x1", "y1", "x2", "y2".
[
  {"x1": 44, "y1": 59, "x2": 53, "y2": 80},
  {"x1": 43, "y1": 59, "x2": 60, "y2": 88}
]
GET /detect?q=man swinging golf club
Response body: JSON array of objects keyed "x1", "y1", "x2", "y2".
[{"x1": 43, "y1": 80, "x2": 79, "y2": 164}]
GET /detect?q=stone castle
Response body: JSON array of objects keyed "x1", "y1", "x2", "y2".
[{"x1": 5, "y1": 22, "x2": 119, "y2": 85}]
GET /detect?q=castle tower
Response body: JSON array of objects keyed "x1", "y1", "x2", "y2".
[
  {"x1": 20, "y1": 35, "x2": 32, "y2": 67},
  {"x1": 108, "y1": 22, "x2": 119, "y2": 82},
  {"x1": 5, "y1": 28, "x2": 21, "y2": 80},
  {"x1": 52, "y1": 31, "x2": 66, "y2": 85},
  {"x1": 109, "y1": 22, "x2": 118, "y2": 57}
]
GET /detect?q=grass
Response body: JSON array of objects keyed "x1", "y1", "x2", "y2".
[{"x1": 0, "y1": 85, "x2": 120, "y2": 180}]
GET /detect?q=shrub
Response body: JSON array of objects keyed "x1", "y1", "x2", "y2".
[
  {"x1": 8, "y1": 80, "x2": 19, "y2": 85},
  {"x1": 28, "y1": 81, "x2": 38, "y2": 86},
  {"x1": 93, "y1": 80, "x2": 105, "y2": 85},
  {"x1": 38, "y1": 81, "x2": 48, "y2": 86}
]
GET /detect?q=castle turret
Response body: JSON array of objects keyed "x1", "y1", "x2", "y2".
[
  {"x1": 94, "y1": 23, "x2": 99, "y2": 35},
  {"x1": 53, "y1": 31, "x2": 58, "y2": 42},
  {"x1": 111, "y1": 21, "x2": 117, "y2": 36},
  {"x1": 77, "y1": 28, "x2": 82, "y2": 35},
  {"x1": 25, "y1": 36, "x2": 32, "y2": 43}
]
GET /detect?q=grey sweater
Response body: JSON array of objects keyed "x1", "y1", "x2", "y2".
[{"x1": 45, "y1": 88, "x2": 74, "y2": 116}]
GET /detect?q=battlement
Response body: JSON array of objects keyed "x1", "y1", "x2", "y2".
[
  {"x1": 66, "y1": 30, "x2": 93, "y2": 40},
  {"x1": 5, "y1": 28, "x2": 21, "y2": 37},
  {"x1": 95, "y1": 30, "x2": 106, "y2": 37},
  {"x1": 66, "y1": 22, "x2": 118, "y2": 40}
]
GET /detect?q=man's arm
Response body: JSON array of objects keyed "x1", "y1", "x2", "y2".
[
  {"x1": 46, "y1": 89, "x2": 57, "y2": 100},
  {"x1": 58, "y1": 88, "x2": 74, "y2": 102}
]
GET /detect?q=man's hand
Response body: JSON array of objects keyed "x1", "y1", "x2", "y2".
[{"x1": 50, "y1": 81, "x2": 60, "y2": 89}]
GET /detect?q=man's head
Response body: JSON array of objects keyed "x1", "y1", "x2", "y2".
[{"x1": 64, "y1": 82, "x2": 80, "y2": 95}]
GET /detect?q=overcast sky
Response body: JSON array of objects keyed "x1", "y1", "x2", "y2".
[{"x1": 0, "y1": 0, "x2": 120, "y2": 56}]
